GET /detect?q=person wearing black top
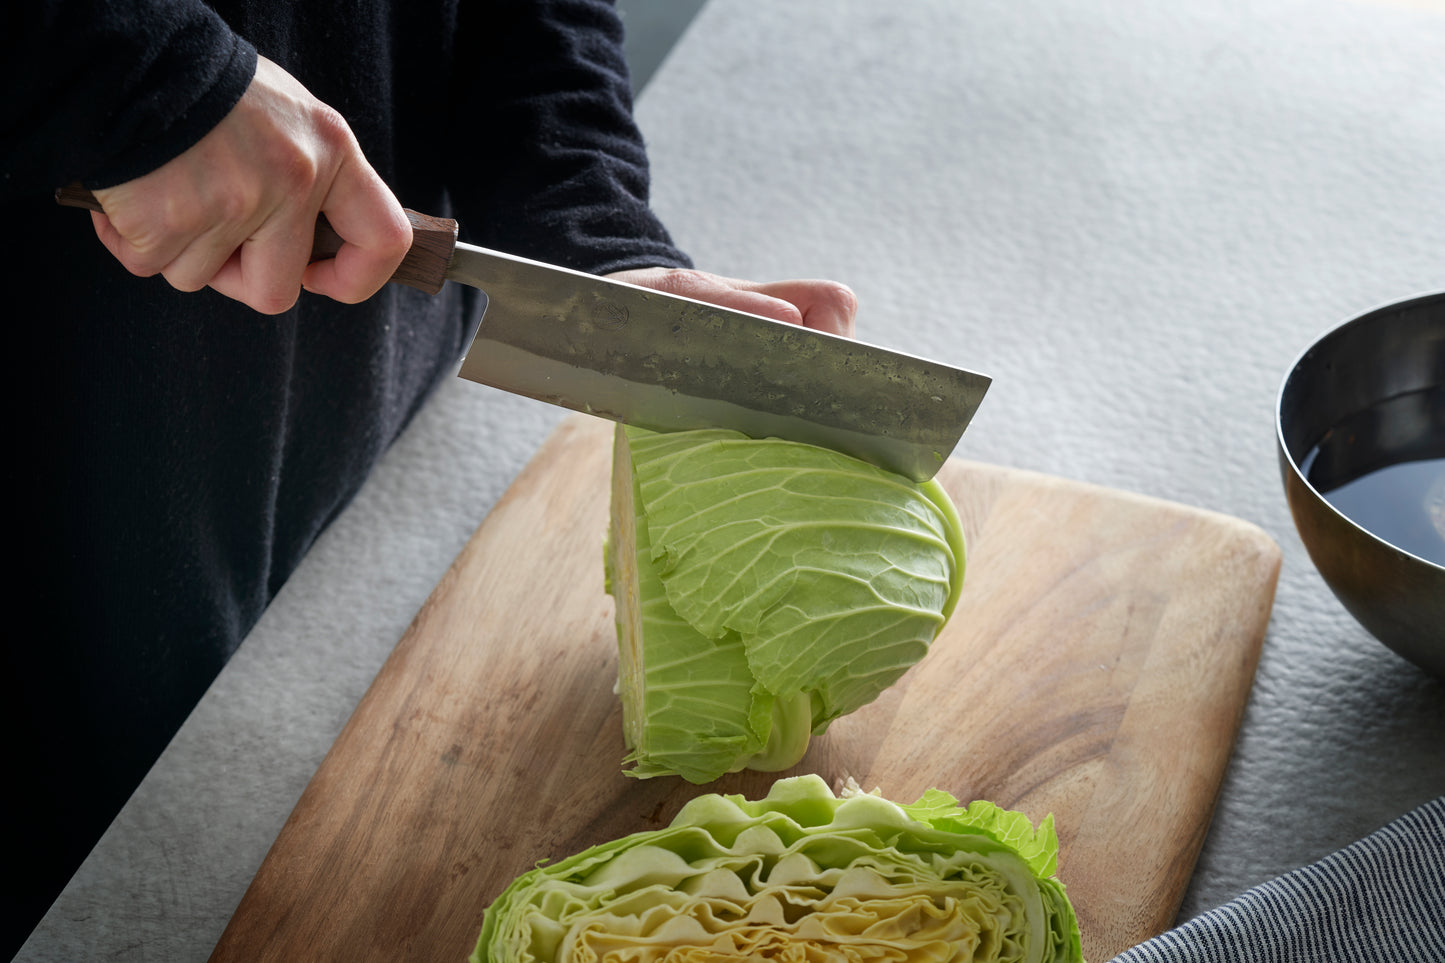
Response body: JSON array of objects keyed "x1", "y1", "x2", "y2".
[{"x1": 0, "y1": 0, "x2": 856, "y2": 953}]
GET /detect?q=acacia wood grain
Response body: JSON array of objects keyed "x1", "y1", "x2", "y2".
[{"x1": 209, "y1": 414, "x2": 1280, "y2": 963}]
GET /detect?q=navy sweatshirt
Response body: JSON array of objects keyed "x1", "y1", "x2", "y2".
[{"x1": 0, "y1": 1, "x2": 690, "y2": 951}]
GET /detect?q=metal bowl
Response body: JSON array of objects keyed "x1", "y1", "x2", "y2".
[{"x1": 1276, "y1": 292, "x2": 1445, "y2": 677}]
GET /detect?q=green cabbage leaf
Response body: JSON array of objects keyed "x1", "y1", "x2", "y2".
[
  {"x1": 470, "y1": 774, "x2": 1084, "y2": 963},
  {"x1": 605, "y1": 427, "x2": 966, "y2": 783}
]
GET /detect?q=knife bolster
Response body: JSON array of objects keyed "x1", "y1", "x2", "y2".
[
  {"x1": 313, "y1": 209, "x2": 458, "y2": 295},
  {"x1": 391, "y1": 210, "x2": 458, "y2": 294}
]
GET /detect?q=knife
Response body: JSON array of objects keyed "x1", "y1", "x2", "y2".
[{"x1": 57, "y1": 186, "x2": 989, "y2": 481}]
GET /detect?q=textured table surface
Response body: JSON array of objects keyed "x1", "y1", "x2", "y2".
[{"x1": 20, "y1": 0, "x2": 1445, "y2": 959}]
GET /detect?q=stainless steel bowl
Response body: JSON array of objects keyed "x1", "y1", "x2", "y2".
[{"x1": 1276, "y1": 292, "x2": 1445, "y2": 677}]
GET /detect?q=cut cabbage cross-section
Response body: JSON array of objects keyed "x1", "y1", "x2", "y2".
[
  {"x1": 469, "y1": 775, "x2": 1084, "y2": 963},
  {"x1": 604, "y1": 426, "x2": 966, "y2": 783}
]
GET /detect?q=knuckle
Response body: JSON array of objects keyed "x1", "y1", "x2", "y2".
[
  {"x1": 213, "y1": 186, "x2": 258, "y2": 224},
  {"x1": 100, "y1": 219, "x2": 165, "y2": 278},
  {"x1": 821, "y1": 281, "x2": 859, "y2": 318},
  {"x1": 253, "y1": 287, "x2": 301, "y2": 315},
  {"x1": 152, "y1": 194, "x2": 204, "y2": 235},
  {"x1": 311, "y1": 103, "x2": 353, "y2": 144},
  {"x1": 265, "y1": 121, "x2": 343, "y2": 198},
  {"x1": 114, "y1": 246, "x2": 164, "y2": 278},
  {"x1": 161, "y1": 270, "x2": 208, "y2": 293},
  {"x1": 649, "y1": 268, "x2": 715, "y2": 299},
  {"x1": 119, "y1": 258, "x2": 161, "y2": 279},
  {"x1": 303, "y1": 106, "x2": 358, "y2": 180},
  {"x1": 381, "y1": 216, "x2": 413, "y2": 260},
  {"x1": 352, "y1": 211, "x2": 413, "y2": 265},
  {"x1": 773, "y1": 300, "x2": 806, "y2": 326},
  {"x1": 270, "y1": 143, "x2": 321, "y2": 196},
  {"x1": 118, "y1": 240, "x2": 172, "y2": 278}
]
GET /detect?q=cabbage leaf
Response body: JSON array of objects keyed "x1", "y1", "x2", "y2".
[
  {"x1": 470, "y1": 774, "x2": 1084, "y2": 963},
  {"x1": 605, "y1": 426, "x2": 966, "y2": 782}
]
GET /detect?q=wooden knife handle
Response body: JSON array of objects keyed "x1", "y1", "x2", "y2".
[
  {"x1": 54, "y1": 184, "x2": 458, "y2": 295},
  {"x1": 310, "y1": 209, "x2": 456, "y2": 294}
]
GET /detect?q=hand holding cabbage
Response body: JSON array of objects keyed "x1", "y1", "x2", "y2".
[{"x1": 470, "y1": 775, "x2": 1083, "y2": 963}]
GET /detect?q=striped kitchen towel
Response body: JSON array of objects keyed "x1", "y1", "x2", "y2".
[{"x1": 1111, "y1": 797, "x2": 1444, "y2": 963}]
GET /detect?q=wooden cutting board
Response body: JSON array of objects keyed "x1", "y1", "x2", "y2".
[{"x1": 210, "y1": 414, "x2": 1280, "y2": 963}]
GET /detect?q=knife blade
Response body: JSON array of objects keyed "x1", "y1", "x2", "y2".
[{"x1": 56, "y1": 189, "x2": 990, "y2": 481}]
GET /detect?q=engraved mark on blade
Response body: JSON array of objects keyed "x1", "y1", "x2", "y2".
[{"x1": 592, "y1": 300, "x2": 629, "y2": 328}]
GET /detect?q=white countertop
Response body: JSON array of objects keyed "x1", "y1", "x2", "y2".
[{"x1": 20, "y1": 0, "x2": 1445, "y2": 959}]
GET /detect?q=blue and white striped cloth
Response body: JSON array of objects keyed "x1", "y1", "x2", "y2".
[{"x1": 1112, "y1": 797, "x2": 1444, "y2": 963}]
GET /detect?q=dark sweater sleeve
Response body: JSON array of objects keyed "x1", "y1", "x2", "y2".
[
  {"x1": 0, "y1": 0, "x2": 257, "y2": 201},
  {"x1": 444, "y1": 0, "x2": 692, "y2": 275}
]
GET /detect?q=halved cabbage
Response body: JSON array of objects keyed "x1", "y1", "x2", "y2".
[
  {"x1": 605, "y1": 426, "x2": 965, "y2": 783},
  {"x1": 470, "y1": 775, "x2": 1084, "y2": 963}
]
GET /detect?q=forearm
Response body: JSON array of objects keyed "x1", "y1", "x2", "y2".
[{"x1": 1, "y1": 0, "x2": 257, "y2": 202}]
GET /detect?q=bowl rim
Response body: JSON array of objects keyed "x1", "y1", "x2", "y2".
[{"x1": 1274, "y1": 289, "x2": 1445, "y2": 573}]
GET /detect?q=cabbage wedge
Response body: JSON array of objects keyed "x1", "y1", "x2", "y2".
[
  {"x1": 470, "y1": 775, "x2": 1084, "y2": 963},
  {"x1": 604, "y1": 426, "x2": 966, "y2": 783}
]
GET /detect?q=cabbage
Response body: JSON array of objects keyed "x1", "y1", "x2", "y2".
[
  {"x1": 604, "y1": 426, "x2": 966, "y2": 783},
  {"x1": 470, "y1": 774, "x2": 1084, "y2": 963}
]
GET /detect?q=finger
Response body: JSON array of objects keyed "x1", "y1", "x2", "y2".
[
  {"x1": 204, "y1": 214, "x2": 316, "y2": 314},
  {"x1": 609, "y1": 268, "x2": 805, "y2": 326},
  {"x1": 746, "y1": 279, "x2": 858, "y2": 338},
  {"x1": 158, "y1": 218, "x2": 275, "y2": 294},
  {"x1": 699, "y1": 286, "x2": 806, "y2": 327},
  {"x1": 90, "y1": 210, "x2": 131, "y2": 267},
  {"x1": 205, "y1": 245, "x2": 301, "y2": 314},
  {"x1": 618, "y1": 269, "x2": 859, "y2": 338},
  {"x1": 300, "y1": 157, "x2": 411, "y2": 303},
  {"x1": 89, "y1": 207, "x2": 194, "y2": 280}
]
